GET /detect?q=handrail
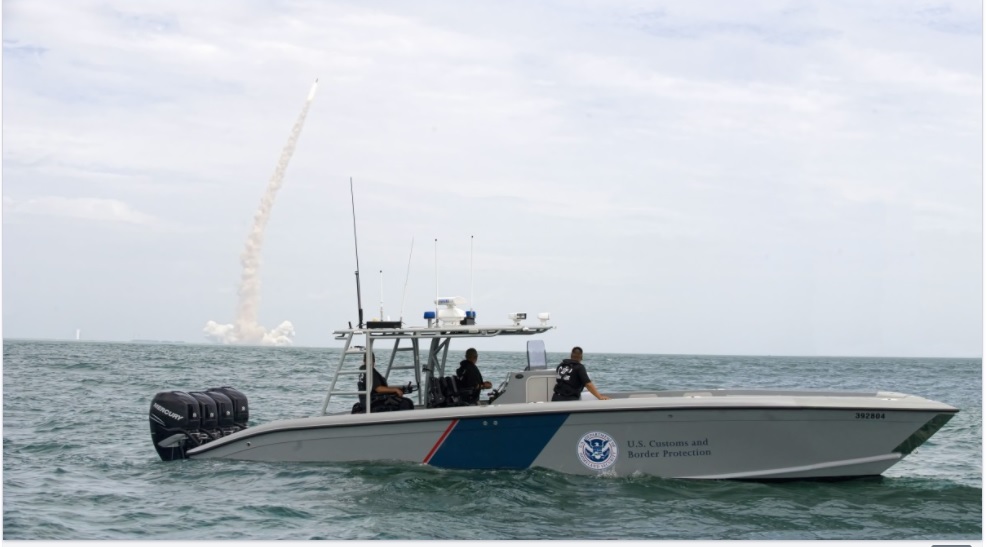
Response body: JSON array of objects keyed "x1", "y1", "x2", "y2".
[{"x1": 322, "y1": 323, "x2": 554, "y2": 415}]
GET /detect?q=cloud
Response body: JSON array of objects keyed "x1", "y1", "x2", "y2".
[
  {"x1": 2, "y1": 195, "x2": 160, "y2": 226},
  {"x1": 1, "y1": 1, "x2": 980, "y2": 356}
]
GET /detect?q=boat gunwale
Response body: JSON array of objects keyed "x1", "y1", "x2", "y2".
[{"x1": 187, "y1": 399, "x2": 958, "y2": 456}]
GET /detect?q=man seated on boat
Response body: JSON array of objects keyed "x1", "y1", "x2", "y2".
[
  {"x1": 551, "y1": 346, "x2": 610, "y2": 402},
  {"x1": 455, "y1": 348, "x2": 492, "y2": 405},
  {"x1": 355, "y1": 354, "x2": 414, "y2": 412}
]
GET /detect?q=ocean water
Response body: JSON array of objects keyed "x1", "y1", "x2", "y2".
[{"x1": 2, "y1": 339, "x2": 981, "y2": 540}]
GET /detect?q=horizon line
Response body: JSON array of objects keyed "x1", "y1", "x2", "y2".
[{"x1": 1, "y1": 337, "x2": 981, "y2": 361}]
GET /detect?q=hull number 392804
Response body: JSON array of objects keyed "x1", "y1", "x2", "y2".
[{"x1": 855, "y1": 412, "x2": 886, "y2": 419}]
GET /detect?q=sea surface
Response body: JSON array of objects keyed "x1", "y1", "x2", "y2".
[{"x1": 2, "y1": 339, "x2": 981, "y2": 540}]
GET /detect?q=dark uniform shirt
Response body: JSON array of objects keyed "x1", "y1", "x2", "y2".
[
  {"x1": 455, "y1": 359, "x2": 484, "y2": 404},
  {"x1": 355, "y1": 364, "x2": 414, "y2": 412},
  {"x1": 358, "y1": 365, "x2": 387, "y2": 403},
  {"x1": 552, "y1": 358, "x2": 591, "y2": 401}
]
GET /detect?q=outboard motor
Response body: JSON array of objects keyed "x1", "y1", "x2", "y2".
[
  {"x1": 149, "y1": 391, "x2": 204, "y2": 461},
  {"x1": 188, "y1": 392, "x2": 220, "y2": 436},
  {"x1": 148, "y1": 387, "x2": 250, "y2": 461},
  {"x1": 203, "y1": 390, "x2": 235, "y2": 435},
  {"x1": 208, "y1": 386, "x2": 249, "y2": 428}
]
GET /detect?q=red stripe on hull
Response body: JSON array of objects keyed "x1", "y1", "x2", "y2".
[{"x1": 423, "y1": 419, "x2": 459, "y2": 464}]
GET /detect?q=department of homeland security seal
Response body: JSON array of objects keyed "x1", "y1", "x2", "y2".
[{"x1": 577, "y1": 431, "x2": 618, "y2": 471}]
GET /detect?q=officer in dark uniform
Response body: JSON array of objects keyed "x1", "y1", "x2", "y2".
[
  {"x1": 357, "y1": 353, "x2": 414, "y2": 411},
  {"x1": 551, "y1": 346, "x2": 610, "y2": 401},
  {"x1": 455, "y1": 347, "x2": 492, "y2": 404}
]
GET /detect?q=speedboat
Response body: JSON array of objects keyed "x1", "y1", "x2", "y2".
[{"x1": 148, "y1": 303, "x2": 958, "y2": 480}]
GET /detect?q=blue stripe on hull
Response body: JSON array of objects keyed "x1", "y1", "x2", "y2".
[{"x1": 428, "y1": 413, "x2": 569, "y2": 469}]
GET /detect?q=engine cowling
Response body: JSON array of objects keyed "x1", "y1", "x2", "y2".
[
  {"x1": 208, "y1": 387, "x2": 249, "y2": 428},
  {"x1": 148, "y1": 387, "x2": 250, "y2": 461}
]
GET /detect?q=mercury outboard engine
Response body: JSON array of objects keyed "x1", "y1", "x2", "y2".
[
  {"x1": 208, "y1": 387, "x2": 249, "y2": 429},
  {"x1": 148, "y1": 386, "x2": 249, "y2": 461},
  {"x1": 187, "y1": 391, "x2": 220, "y2": 435}
]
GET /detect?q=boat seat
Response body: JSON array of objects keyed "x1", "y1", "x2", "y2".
[
  {"x1": 427, "y1": 376, "x2": 470, "y2": 408},
  {"x1": 427, "y1": 377, "x2": 447, "y2": 408},
  {"x1": 351, "y1": 394, "x2": 414, "y2": 413},
  {"x1": 441, "y1": 376, "x2": 467, "y2": 406}
]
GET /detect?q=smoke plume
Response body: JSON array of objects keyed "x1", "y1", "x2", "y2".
[{"x1": 204, "y1": 80, "x2": 319, "y2": 346}]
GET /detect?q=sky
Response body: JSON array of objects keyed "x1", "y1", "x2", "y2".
[{"x1": 2, "y1": 0, "x2": 982, "y2": 357}]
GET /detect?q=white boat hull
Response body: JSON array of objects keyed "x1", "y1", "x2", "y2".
[{"x1": 186, "y1": 391, "x2": 956, "y2": 479}]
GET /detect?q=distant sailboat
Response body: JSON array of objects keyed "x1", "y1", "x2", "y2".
[{"x1": 75, "y1": 329, "x2": 81, "y2": 341}]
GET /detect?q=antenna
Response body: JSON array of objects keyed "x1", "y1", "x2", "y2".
[
  {"x1": 469, "y1": 235, "x2": 474, "y2": 311},
  {"x1": 378, "y1": 270, "x2": 384, "y2": 320},
  {"x1": 399, "y1": 237, "x2": 414, "y2": 324},
  {"x1": 349, "y1": 177, "x2": 364, "y2": 328},
  {"x1": 434, "y1": 238, "x2": 439, "y2": 318}
]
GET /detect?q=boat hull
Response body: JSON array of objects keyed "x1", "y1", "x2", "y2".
[{"x1": 186, "y1": 395, "x2": 956, "y2": 479}]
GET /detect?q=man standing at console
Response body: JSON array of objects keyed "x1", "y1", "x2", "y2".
[
  {"x1": 456, "y1": 347, "x2": 492, "y2": 404},
  {"x1": 552, "y1": 346, "x2": 610, "y2": 401}
]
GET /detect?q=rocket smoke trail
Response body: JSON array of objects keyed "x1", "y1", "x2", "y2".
[{"x1": 204, "y1": 79, "x2": 319, "y2": 346}]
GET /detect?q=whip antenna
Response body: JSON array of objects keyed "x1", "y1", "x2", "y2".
[
  {"x1": 434, "y1": 238, "x2": 439, "y2": 318},
  {"x1": 469, "y1": 235, "x2": 474, "y2": 311},
  {"x1": 378, "y1": 270, "x2": 384, "y2": 321},
  {"x1": 399, "y1": 237, "x2": 414, "y2": 324},
  {"x1": 349, "y1": 177, "x2": 364, "y2": 328}
]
